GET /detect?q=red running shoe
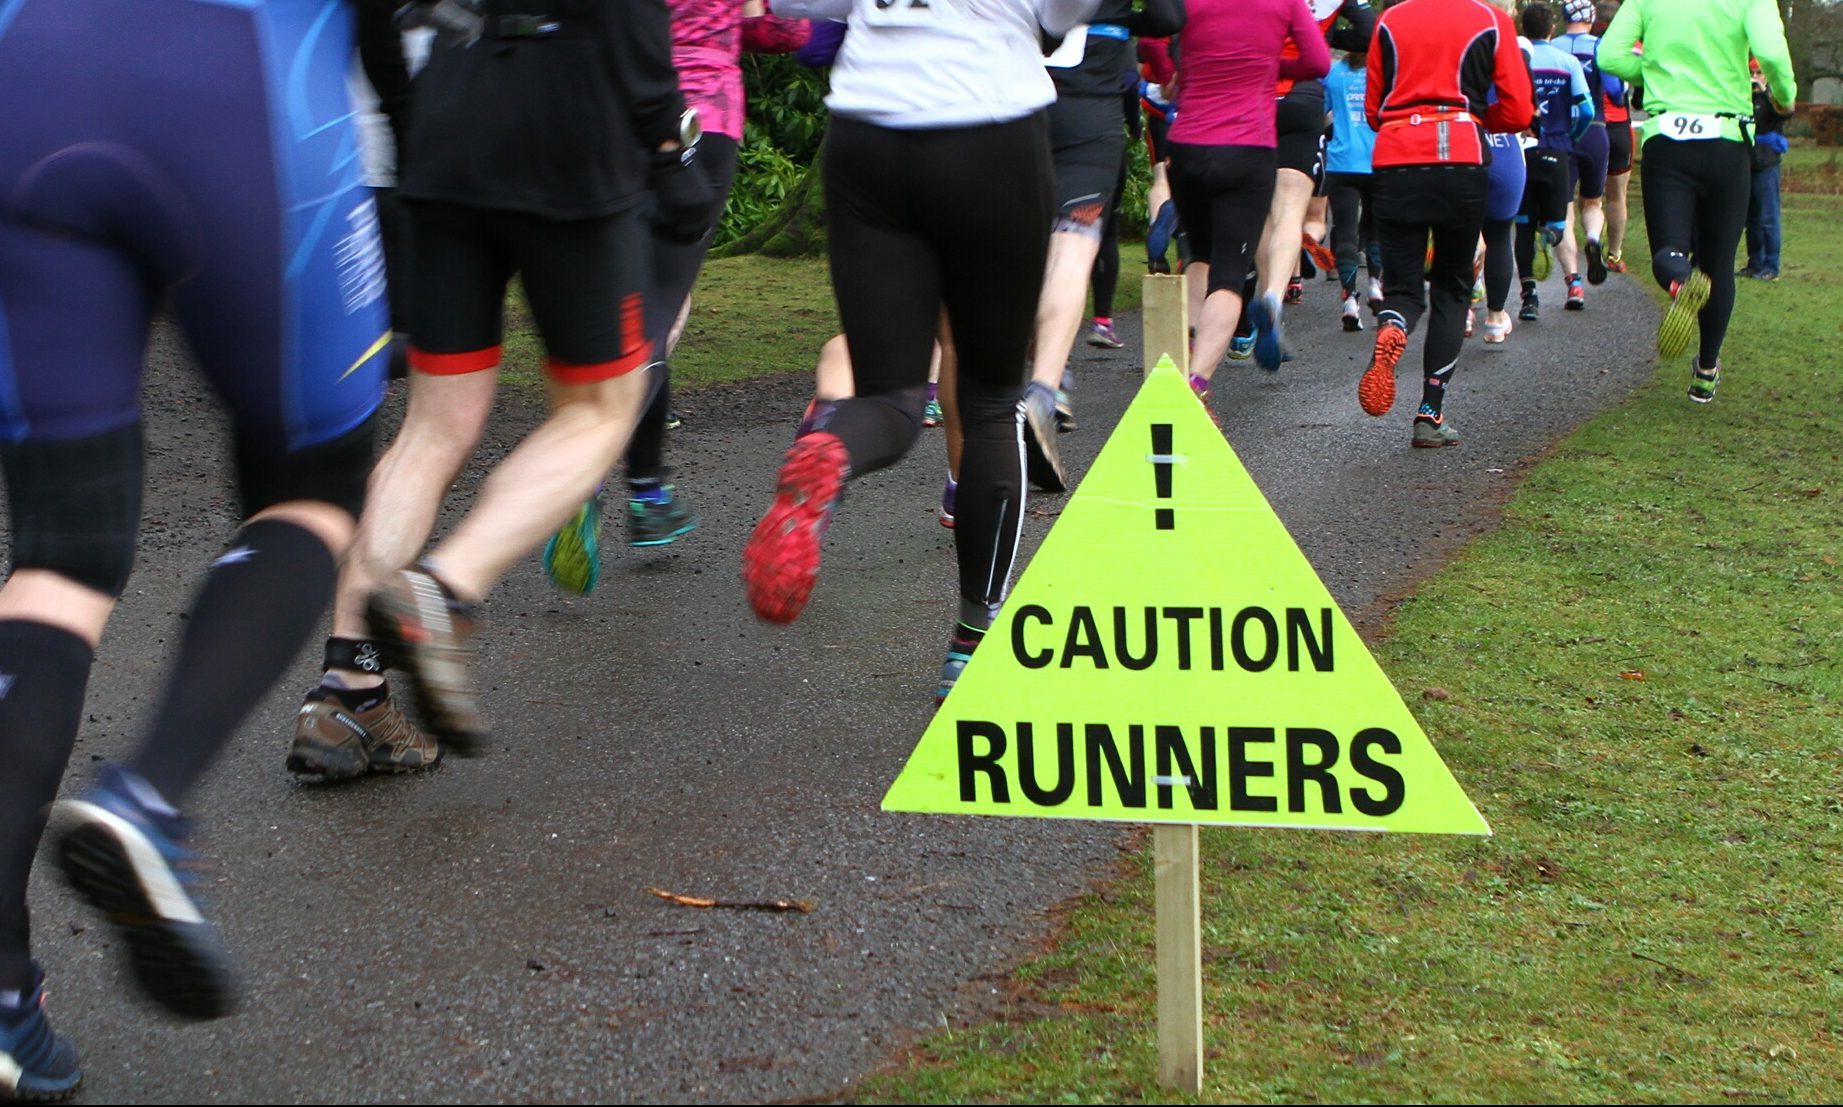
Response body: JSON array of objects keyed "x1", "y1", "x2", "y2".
[
  {"x1": 742, "y1": 432, "x2": 849, "y2": 624},
  {"x1": 1358, "y1": 322, "x2": 1408, "y2": 417}
]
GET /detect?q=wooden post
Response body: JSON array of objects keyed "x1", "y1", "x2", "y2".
[
  {"x1": 1141, "y1": 273, "x2": 1190, "y2": 379},
  {"x1": 1154, "y1": 824, "x2": 1203, "y2": 1092},
  {"x1": 1143, "y1": 270, "x2": 1205, "y2": 1092}
]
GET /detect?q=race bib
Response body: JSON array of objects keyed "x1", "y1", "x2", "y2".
[
  {"x1": 1652, "y1": 112, "x2": 1722, "y2": 141},
  {"x1": 1310, "y1": 0, "x2": 1344, "y2": 17},
  {"x1": 859, "y1": 0, "x2": 968, "y2": 29}
]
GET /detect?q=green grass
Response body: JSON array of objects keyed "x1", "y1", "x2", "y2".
[
  {"x1": 502, "y1": 240, "x2": 1148, "y2": 393},
  {"x1": 856, "y1": 192, "x2": 1843, "y2": 1101}
]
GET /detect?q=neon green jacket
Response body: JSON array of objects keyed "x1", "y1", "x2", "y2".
[{"x1": 1598, "y1": 0, "x2": 1796, "y2": 143}]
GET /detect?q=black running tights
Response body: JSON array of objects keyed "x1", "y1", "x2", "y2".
[
  {"x1": 821, "y1": 114, "x2": 1053, "y2": 609},
  {"x1": 1638, "y1": 136, "x2": 1751, "y2": 368}
]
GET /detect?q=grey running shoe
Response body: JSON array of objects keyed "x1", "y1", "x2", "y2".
[
  {"x1": 287, "y1": 687, "x2": 439, "y2": 778},
  {"x1": 1411, "y1": 415, "x2": 1462, "y2": 448},
  {"x1": 1021, "y1": 381, "x2": 1068, "y2": 493},
  {"x1": 365, "y1": 568, "x2": 487, "y2": 755}
]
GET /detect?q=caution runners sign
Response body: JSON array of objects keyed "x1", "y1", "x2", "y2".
[{"x1": 883, "y1": 362, "x2": 1488, "y2": 835}]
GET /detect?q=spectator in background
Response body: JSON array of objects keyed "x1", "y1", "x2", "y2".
[{"x1": 1742, "y1": 61, "x2": 1793, "y2": 282}]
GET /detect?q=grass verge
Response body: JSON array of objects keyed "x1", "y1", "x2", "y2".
[
  {"x1": 856, "y1": 185, "x2": 1843, "y2": 1100},
  {"x1": 504, "y1": 240, "x2": 1148, "y2": 393}
]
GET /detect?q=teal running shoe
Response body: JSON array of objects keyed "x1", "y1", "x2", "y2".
[{"x1": 628, "y1": 486, "x2": 699, "y2": 547}]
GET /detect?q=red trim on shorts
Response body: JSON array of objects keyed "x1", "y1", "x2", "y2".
[
  {"x1": 409, "y1": 346, "x2": 501, "y2": 375},
  {"x1": 545, "y1": 345, "x2": 653, "y2": 384},
  {"x1": 546, "y1": 298, "x2": 654, "y2": 383}
]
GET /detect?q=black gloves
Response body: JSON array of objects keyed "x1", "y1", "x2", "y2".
[{"x1": 648, "y1": 147, "x2": 714, "y2": 244}]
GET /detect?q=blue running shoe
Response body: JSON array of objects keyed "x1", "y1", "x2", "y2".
[
  {"x1": 1249, "y1": 292, "x2": 1287, "y2": 371},
  {"x1": 1228, "y1": 334, "x2": 1255, "y2": 361},
  {"x1": 53, "y1": 766, "x2": 236, "y2": 1020},
  {"x1": 0, "y1": 968, "x2": 80, "y2": 1102},
  {"x1": 543, "y1": 494, "x2": 603, "y2": 594}
]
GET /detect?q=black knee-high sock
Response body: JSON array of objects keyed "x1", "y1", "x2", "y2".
[
  {"x1": 0, "y1": 621, "x2": 95, "y2": 991},
  {"x1": 131, "y1": 519, "x2": 336, "y2": 804}
]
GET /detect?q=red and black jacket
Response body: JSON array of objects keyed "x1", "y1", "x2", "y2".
[{"x1": 1364, "y1": 0, "x2": 1532, "y2": 169}]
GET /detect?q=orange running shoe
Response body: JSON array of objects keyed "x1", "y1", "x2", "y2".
[
  {"x1": 742, "y1": 432, "x2": 849, "y2": 624},
  {"x1": 1358, "y1": 322, "x2": 1408, "y2": 417},
  {"x1": 1302, "y1": 232, "x2": 1337, "y2": 274}
]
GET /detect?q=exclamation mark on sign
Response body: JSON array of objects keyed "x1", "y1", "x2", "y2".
[{"x1": 1151, "y1": 423, "x2": 1175, "y2": 530}]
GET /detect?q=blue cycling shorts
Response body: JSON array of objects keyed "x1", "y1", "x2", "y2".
[{"x1": 0, "y1": 0, "x2": 386, "y2": 449}]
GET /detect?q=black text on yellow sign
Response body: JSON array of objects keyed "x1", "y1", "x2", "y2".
[{"x1": 883, "y1": 363, "x2": 1488, "y2": 835}]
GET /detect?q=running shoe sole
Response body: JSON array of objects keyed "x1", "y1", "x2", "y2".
[
  {"x1": 1358, "y1": 326, "x2": 1408, "y2": 417},
  {"x1": 1302, "y1": 234, "x2": 1337, "y2": 273},
  {"x1": 1585, "y1": 239, "x2": 1608, "y2": 286},
  {"x1": 542, "y1": 498, "x2": 601, "y2": 595},
  {"x1": 1020, "y1": 383, "x2": 1068, "y2": 493},
  {"x1": 53, "y1": 805, "x2": 236, "y2": 1021},
  {"x1": 742, "y1": 432, "x2": 848, "y2": 624},
  {"x1": 1657, "y1": 269, "x2": 1711, "y2": 360},
  {"x1": 1250, "y1": 293, "x2": 1285, "y2": 372},
  {"x1": 1, "y1": 1061, "x2": 81, "y2": 1104},
  {"x1": 366, "y1": 571, "x2": 488, "y2": 755}
]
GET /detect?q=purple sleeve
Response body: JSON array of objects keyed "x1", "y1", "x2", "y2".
[{"x1": 793, "y1": 18, "x2": 845, "y2": 67}]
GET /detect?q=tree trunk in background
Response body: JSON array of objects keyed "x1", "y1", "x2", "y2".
[{"x1": 712, "y1": 141, "x2": 827, "y2": 259}]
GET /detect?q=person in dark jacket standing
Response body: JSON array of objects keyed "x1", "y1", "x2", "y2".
[
  {"x1": 288, "y1": 0, "x2": 713, "y2": 769},
  {"x1": 1742, "y1": 65, "x2": 1792, "y2": 281}
]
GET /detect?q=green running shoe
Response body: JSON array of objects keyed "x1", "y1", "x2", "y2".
[
  {"x1": 1657, "y1": 269, "x2": 1711, "y2": 360},
  {"x1": 1687, "y1": 361, "x2": 1721, "y2": 404},
  {"x1": 543, "y1": 494, "x2": 603, "y2": 594}
]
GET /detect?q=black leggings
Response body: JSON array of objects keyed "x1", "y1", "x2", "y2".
[
  {"x1": 1373, "y1": 166, "x2": 1489, "y2": 413},
  {"x1": 1639, "y1": 135, "x2": 1751, "y2": 368},
  {"x1": 1483, "y1": 216, "x2": 1516, "y2": 312},
  {"x1": 824, "y1": 113, "x2": 1053, "y2": 609},
  {"x1": 1325, "y1": 171, "x2": 1380, "y2": 292},
  {"x1": 626, "y1": 134, "x2": 740, "y2": 483}
]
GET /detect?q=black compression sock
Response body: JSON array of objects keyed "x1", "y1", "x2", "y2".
[
  {"x1": 132, "y1": 518, "x2": 337, "y2": 804},
  {"x1": 0, "y1": 621, "x2": 95, "y2": 991}
]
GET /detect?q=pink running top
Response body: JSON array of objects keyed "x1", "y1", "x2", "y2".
[
  {"x1": 672, "y1": 1, "x2": 810, "y2": 141},
  {"x1": 1167, "y1": 0, "x2": 1330, "y2": 148}
]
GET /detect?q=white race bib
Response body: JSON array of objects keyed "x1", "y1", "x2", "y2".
[
  {"x1": 1310, "y1": 0, "x2": 1344, "y2": 18},
  {"x1": 1652, "y1": 111, "x2": 1723, "y2": 141},
  {"x1": 859, "y1": 0, "x2": 968, "y2": 29}
]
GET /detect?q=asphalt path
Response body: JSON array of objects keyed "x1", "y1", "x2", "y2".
[{"x1": 24, "y1": 265, "x2": 1657, "y2": 1103}]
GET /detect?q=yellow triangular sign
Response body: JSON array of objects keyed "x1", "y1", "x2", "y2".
[{"x1": 884, "y1": 360, "x2": 1488, "y2": 835}]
